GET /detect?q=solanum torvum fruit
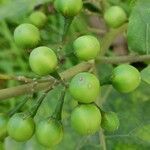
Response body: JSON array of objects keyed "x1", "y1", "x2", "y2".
[
  {"x1": 29, "y1": 46, "x2": 58, "y2": 76},
  {"x1": 104, "y1": 6, "x2": 127, "y2": 28},
  {"x1": 69, "y1": 72, "x2": 100, "y2": 103},
  {"x1": 71, "y1": 104, "x2": 101, "y2": 135},
  {"x1": 111, "y1": 64, "x2": 141, "y2": 93},
  {"x1": 29, "y1": 11, "x2": 47, "y2": 29},
  {"x1": 73, "y1": 35, "x2": 101, "y2": 61},
  {"x1": 14, "y1": 23, "x2": 40, "y2": 48},
  {"x1": 54, "y1": 0, "x2": 83, "y2": 17},
  {"x1": 7, "y1": 113, "x2": 35, "y2": 142},
  {"x1": 36, "y1": 118, "x2": 63, "y2": 147},
  {"x1": 101, "y1": 111, "x2": 120, "y2": 132}
]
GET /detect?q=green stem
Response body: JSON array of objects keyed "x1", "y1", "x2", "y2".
[
  {"x1": 29, "y1": 88, "x2": 51, "y2": 118},
  {"x1": 0, "y1": 74, "x2": 33, "y2": 83},
  {"x1": 57, "y1": 17, "x2": 74, "y2": 60},
  {"x1": 61, "y1": 17, "x2": 74, "y2": 43},
  {"x1": 97, "y1": 54, "x2": 150, "y2": 64},
  {"x1": 0, "y1": 62, "x2": 93, "y2": 100},
  {"x1": 52, "y1": 87, "x2": 66, "y2": 121},
  {"x1": 8, "y1": 96, "x2": 29, "y2": 117},
  {"x1": 99, "y1": 129, "x2": 107, "y2": 150},
  {"x1": 0, "y1": 21, "x2": 26, "y2": 71},
  {"x1": 101, "y1": 23, "x2": 128, "y2": 56}
]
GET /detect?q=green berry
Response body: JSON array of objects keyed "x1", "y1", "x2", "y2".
[
  {"x1": 29, "y1": 46, "x2": 58, "y2": 76},
  {"x1": 29, "y1": 11, "x2": 47, "y2": 28},
  {"x1": 73, "y1": 35, "x2": 101, "y2": 61},
  {"x1": 101, "y1": 111, "x2": 119, "y2": 132},
  {"x1": 71, "y1": 104, "x2": 101, "y2": 135},
  {"x1": 7, "y1": 113, "x2": 35, "y2": 142},
  {"x1": 14, "y1": 23, "x2": 40, "y2": 48},
  {"x1": 36, "y1": 119, "x2": 63, "y2": 147},
  {"x1": 69, "y1": 72, "x2": 100, "y2": 103},
  {"x1": 111, "y1": 64, "x2": 141, "y2": 93},
  {"x1": 54, "y1": 0, "x2": 83, "y2": 17},
  {"x1": 104, "y1": 6, "x2": 127, "y2": 28}
]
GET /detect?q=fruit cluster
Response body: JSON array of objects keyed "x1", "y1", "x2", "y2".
[{"x1": 0, "y1": 0, "x2": 142, "y2": 148}]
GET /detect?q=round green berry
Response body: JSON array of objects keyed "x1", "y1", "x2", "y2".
[
  {"x1": 29, "y1": 46, "x2": 58, "y2": 76},
  {"x1": 111, "y1": 64, "x2": 141, "y2": 93},
  {"x1": 71, "y1": 104, "x2": 101, "y2": 135},
  {"x1": 104, "y1": 6, "x2": 127, "y2": 28},
  {"x1": 54, "y1": 0, "x2": 83, "y2": 17},
  {"x1": 14, "y1": 23, "x2": 40, "y2": 48},
  {"x1": 7, "y1": 113, "x2": 35, "y2": 142},
  {"x1": 73, "y1": 35, "x2": 101, "y2": 61},
  {"x1": 101, "y1": 111, "x2": 119, "y2": 132},
  {"x1": 36, "y1": 119, "x2": 63, "y2": 147},
  {"x1": 29, "y1": 11, "x2": 47, "y2": 28},
  {"x1": 69, "y1": 72, "x2": 100, "y2": 103}
]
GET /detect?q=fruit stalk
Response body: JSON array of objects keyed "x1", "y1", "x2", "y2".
[
  {"x1": 29, "y1": 88, "x2": 52, "y2": 118},
  {"x1": 8, "y1": 96, "x2": 29, "y2": 117},
  {"x1": 97, "y1": 54, "x2": 150, "y2": 64},
  {"x1": 52, "y1": 87, "x2": 66, "y2": 121}
]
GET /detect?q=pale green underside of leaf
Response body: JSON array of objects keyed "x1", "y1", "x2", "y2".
[
  {"x1": 133, "y1": 124, "x2": 150, "y2": 143},
  {"x1": 127, "y1": 0, "x2": 150, "y2": 54},
  {"x1": 0, "y1": 0, "x2": 52, "y2": 21},
  {"x1": 141, "y1": 65, "x2": 150, "y2": 84}
]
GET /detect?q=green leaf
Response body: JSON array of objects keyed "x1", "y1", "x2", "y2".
[
  {"x1": 127, "y1": 0, "x2": 150, "y2": 54},
  {"x1": 96, "y1": 63, "x2": 113, "y2": 85},
  {"x1": 133, "y1": 124, "x2": 150, "y2": 143},
  {"x1": 0, "y1": 0, "x2": 51, "y2": 21},
  {"x1": 141, "y1": 65, "x2": 150, "y2": 84}
]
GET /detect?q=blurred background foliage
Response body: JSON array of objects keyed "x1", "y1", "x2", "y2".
[{"x1": 0, "y1": 0, "x2": 149, "y2": 150}]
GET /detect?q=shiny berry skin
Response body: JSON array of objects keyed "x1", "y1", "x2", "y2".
[
  {"x1": 36, "y1": 118, "x2": 63, "y2": 147},
  {"x1": 29, "y1": 11, "x2": 47, "y2": 28},
  {"x1": 73, "y1": 35, "x2": 101, "y2": 61},
  {"x1": 71, "y1": 104, "x2": 101, "y2": 135},
  {"x1": 0, "y1": 113, "x2": 9, "y2": 140},
  {"x1": 14, "y1": 23, "x2": 40, "y2": 48},
  {"x1": 101, "y1": 111, "x2": 120, "y2": 132},
  {"x1": 111, "y1": 64, "x2": 141, "y2": 93},
  {"x1": 69, "y1": 72, "x2": 100, "y2": 103},
  {"x1": 54, "y1": 0, "x2": 83, "y2": 17},
  {"x1": 7, "y1": 113, "x2": 35, "y2": 142},
  {"x1": 104, "y1": 6, "x2": 127, "y2": 28},
  {"x1": 29, "y1": 46, "x2": 58, "y2": 76}
]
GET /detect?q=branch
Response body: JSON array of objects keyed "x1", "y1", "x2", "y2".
[
  {"x1": 101, "y1": 23, "x2": 128, "y2": 56},
  {"x1": 0, "y1": 62, "x2": 92, "y2": 101},
  {"x1": 99, "y1": 129, "x2": 107, "y2": 150},
  {"x1": 0, "y1": 74, "x2": 33, "y2": 83},
  {"x1": 97, "y1": 54, "x2": 150, "y2": 64}
]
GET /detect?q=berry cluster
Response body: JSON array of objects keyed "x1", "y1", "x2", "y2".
[{"x1": 0, "y1": 0, "x2": 142, "y2": 148}]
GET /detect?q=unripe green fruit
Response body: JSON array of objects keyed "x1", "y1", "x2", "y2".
[
  {"x1": 73, "y1": 35, "x2": 101, "y2": 61},
  {"x1": 29, "y1": 11, "x2": 47, "y2": 28},
  {"x1": 14, "y1": 23, "x2": 40, "y2": 48},
  {"x1": 111, "y1": 64, "x2": 141, "y2": 93},
  {"x1": 104, "y1": 6, "x2": 127, "y2": 28},
  {"x1": 69, "y1": 72, "x2": 100, "y2": 103},
  {"x1": 29, "y1": 46, "x2": 58, "y2": 76},
  {"x1": 0, "y1": 113, "x2": 9, "y2": 140},
  {"x1": 71, "y1": 104, "x2": 101, "y2": 135},
  {"x1": 36, "y1": 119, "x2": 63, "y2": 147},
  {"x1": 7, "y1": 113, "x2": 35, "y2": 142},
  {"x1": 101, "y1": 111, "x2": 119, "y2": 132},
  {"x1": 54, "y1": 0, "x2": 83, "y2": 17}
]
